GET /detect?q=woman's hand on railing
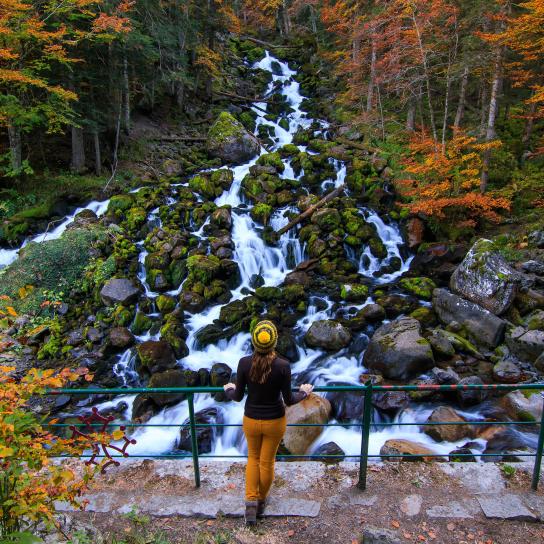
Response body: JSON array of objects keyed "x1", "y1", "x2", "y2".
[
  {"x1": 299, "y1": 383, "x2": 314, "y2": 395},
  {"x1": 223, "y1": 383, "x2": 236, "y2": 391}
]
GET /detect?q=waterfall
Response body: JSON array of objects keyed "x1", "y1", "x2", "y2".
[{"x1": 5, "y1": 50, "x2": 470, "y2": 461}]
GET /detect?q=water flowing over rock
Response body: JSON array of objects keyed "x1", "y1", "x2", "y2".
[
  {"x1": 207, "y1": 111, "x2": 260, "y2": 164},
  {"x1": 363, "y1": 317, "x2": 434, "y2": 380},
  {"x1": 304, "y1": 320, "x2": 352, "y2": 351},
  {"x1": 176, "y1": 408, "x2": 222, "y2": 454},
  {"x1": 282, "y1": 394, "x2": 331, "y2": 455},
  {"x1": 423, "y1": 406, "x2": 473, "y2": 442},
  {"x1": 450, "y1": 238, "x2": 525, "y2": 315},
  {"x1": 100, "y1": 278, "x2": 140, "y2": 306},
  {"x1": 432, "y1": 288, "x2": 506, "y2": 348},
  {"x1": 380, "y1": 439, "x2": 443, "y2": 462}
]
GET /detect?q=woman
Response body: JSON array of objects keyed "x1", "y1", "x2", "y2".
[{"x1": 223, "y1": 320, "x2": 314, "y2": 525}]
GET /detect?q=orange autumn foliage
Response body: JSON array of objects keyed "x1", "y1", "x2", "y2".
[{"x1": 397, "y1": 132, "x2": 511, "y2": 227}]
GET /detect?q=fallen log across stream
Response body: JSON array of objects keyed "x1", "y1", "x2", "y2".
[{"x1": 276, "y1": 184, "x2": 345, "y2": 236}]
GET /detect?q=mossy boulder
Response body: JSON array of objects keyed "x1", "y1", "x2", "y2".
[
  {"x1": 363, "y1": 317, "x2": 435, "y2": 380},
  {"x1": 256, "y1": 152, "x2": 285, "y2": 172},
  {"x1": 279, "y1": 143, "x2": 299, "y2": 157},
  {"x1": 219, "y1": 299, "x2": 249, "y2": 325},
  {"x1": 250, "y1": 203, "x2": 273, "y2": 225},
  {"x1": 210, "y1": 168, "x2": 234, "y2": 190},
  {"x1": 107, "y1": 194, "x2": 135, "y2": 216},
  {"x1": 368, "y1": 237, "x2": 387, "y2": 259},
  {"x1": 311, "y1": 208, "x2": 341, "y2": 232},
  {"x1": 207, "y1": 112, "x2": 260, "y2": 164},
  {"x1": 305, "y1": 320, "x2": 352, "y2": 351},
  {"x1": 399, "y1": 277, "x2": 437, "y2": 300},
  {"x1": 0, "y1": 227, "x2": 107, "y2": 314},
  {"x1": 137, "y1": 340, "x2": 178, "y2": 376},
  {"x1": 186, "y1": 254, "x2": 221, "y2": 284},
  {"x1": 340, "y1": 284, "x2": 369, "y2": 302},
  {"x1": 156, "y1": 294, "x2": 176, "y2": 314},
  {"x1": 255, "y1": 286, "x2": 282, "y2": 301},
  {"x1": 189, "y1": 174, "x2": 220, "y2": 199}
]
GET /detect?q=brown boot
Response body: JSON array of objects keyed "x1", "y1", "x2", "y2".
[
  {"x1": 245, "y1": 501, "x2": 258, "y2": 526},
  {"x1": 257, "y1": 498, "x2": 267, "y2": 518}
]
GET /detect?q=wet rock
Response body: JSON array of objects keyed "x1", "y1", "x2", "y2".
[
  {"x1": 109, "y1": 327, "x2": 135, "y2": 350},
  {"x1": 340, "y1": 283, "x2": 369, "y2": 303},
  {"x1": 131, "y1": 395, "x2": 159, "y2": 423},
  {"x1": 100, "y1": 278, "x2": 140, "y2": 306},
  {"x1": 482, "y1": 426, "x2": 531, "y2": 462},
  {"x1": 72, "y1": 209, "x2": 98, "y2": 228},
  {"x1": 176, "y1": 408, "x2": 222, "y2": 454},
  {"x1": 432, "y1": 288, "x2": 506, "y2": 348},
  {"x1": 326, "y1": 387, "x2": 365, "y2": 421},
  {"x1": 423, "y1": 406, "x2": 473, "y2": 442},
  {"x1": 456, "y1": 376, "x2": 488, "y2": 407},
  {"x1": 137, "y1": 340, "x2": 177, "y2": 375},
  {"x1": 276, "y1": 332, "x2": 299, "y2": 362},
  {"x1": 210, "y1": 362, "x2": 232, "y2": 401},
  {"x1": 427, "y1": 329, "x2": 455, "y2": 358},
  {"x1": 501, "y1": 390, "x2": 543, "y2": 422},
  {"x1": 156, "y1": 294, "x2": 176, "y2": 314},
  {"x1": 211, "y1": 207, "x2": 232, "y2": 230},
  {"x1": 219, "y1": 299, "x2": 248, "y2": 325},
  {"x1": 363, "y1": 317, "x2": 434, "y2": 381},
  {"x1": 515, "y1": 288, "x2": 544, "y2": 315},
  {"x1": 357, "y1": 304, "x2": 386, "y2": 323},
  {"x1": 380, "y1": 439, "x2": 443, "y2": 462},
  {"x1": 430, "y1": 366, "x2": 460, "y2": 385},
  {"x1": 179, "y1": 291, "x2": 205, "y2": 313},
  {"x1": 372, "y1": 391, "x2": 410, "y2": 413},
  {"x1": 311, "y1": 208, "x2": 341, "y2": 231},
  {"x1": 66, "y1": 329, "x2": 84, "y2": 347},
  {"x1": 493, "y1": 360, "x2": 522, "y2": 383},
  {"x1": 146, "y1": 369, "x2": 191, "y2": 406},
  {"x1": 207, "y1": 111, "x2": 260, "y2": 164},
  {"x1": 305, "y1": 320, "x2": 352, "y2": 351},
  {"x1": 522, "y1": 260, "x2": 544, "y2": 276},
  {"x1": 86, "y1": 327, "x2": 102, "y2": 343},
  {"x1": 195, "y1": 324, "x2": 227, "y2": 348},
  {"x1": 529, "y1": 230, "x2": 544, "y2": 248},
  {"x1": 505, "y1": 326, "x2": 544, "y2": 363},
  {"x1": 311, "y1": 441, "x2": 345, "y2": 463},
  {"x1": 375, "y1": 294, "x2": 419, "y2": 318},
  {"x1": 450, "y1": 239, "x2": 526, "y2": 315},
  {"x1": 449, "y1": 447, "x2": 476, "y2": 462},
  {"x1": 210, "y1": 235, "x2": 233, "y2": 253},
  {"x1": 281, "y1": 394, "x2": 331, "y2": 455}
]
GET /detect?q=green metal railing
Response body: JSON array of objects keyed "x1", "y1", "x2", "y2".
[{"x1": 45, "y1": 382, "x2": 544, "y2": 492}]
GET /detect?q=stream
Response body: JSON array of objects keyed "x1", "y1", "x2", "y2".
[{"x1": 1, "y1": 52, "x2": 499, "y2": 461}]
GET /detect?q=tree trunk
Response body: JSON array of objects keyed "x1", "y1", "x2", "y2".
[
  {"x1": 480, "y1": 46, "x2": 503, "y2": 193},
  {"x1": 7, "y1": 125, "x2": 22, "y2": 172},
  {"x1": 122, "y1": 55, "x2": 130, "y2": 135},
  {"x1": 411, "y1": 12, "x2": 438, "y2": 145},
  {"x1": 281, "y1": 0, "x2": 291, "y2": 36},
  {"x1": 93, "y1": 130, "x2": 101, "y2": 176},
  {"x1": 479, "y1": 83, "x2": 489, "y2": 137},
  {"x1": 406, "y1": 95, "x2": 416, "y2": 131},
  {"x1": 366, "y1": 34, "x2": 377, "y2": 112},
  {"x1": 453, "y1": 65, "x2": 469, "y2": 133},
  {"x1": 522, "y1": 99, "x2": 537, "y2": 155},
  {"x1": 71, "y1": 126, "x2": 86, "y2": 173}
]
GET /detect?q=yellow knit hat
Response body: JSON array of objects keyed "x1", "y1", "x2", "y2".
[{"x1": 252, "y1": 320, "x2": 278, "y2": 354}]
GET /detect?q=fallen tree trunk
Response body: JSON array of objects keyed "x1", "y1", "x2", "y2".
[
  {"x1": 149, "y1": 136, "x2": 207, "y2": 142},
  {"x1": 276, "y1": 184, "x2": 345, "y2": 236},
  {"x1": 214, "y1": 90, "x2": 275, "y2": 104},
  {"x1": 336, "y1": 136, "x2": 377, "y2": 154},
  {"x1": 241, "y1": 36, "x2": 297, "y2": 50}
]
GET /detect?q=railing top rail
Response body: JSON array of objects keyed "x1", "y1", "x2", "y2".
[{"x1": 45, "y1": 383, "x2": 544, "y2": 395}]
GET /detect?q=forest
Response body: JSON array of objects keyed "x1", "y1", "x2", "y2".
[{"x1": 1, "y1": 1, "x2": 544, "y2": 543}]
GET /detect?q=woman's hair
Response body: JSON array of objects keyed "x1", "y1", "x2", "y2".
[{"x1": 249, "y1": 350, "x2": 276, "y2": 384}]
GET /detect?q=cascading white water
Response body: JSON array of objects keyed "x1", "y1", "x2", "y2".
[{"x1": 3, "y1": 50, "x2": 474, "y2": 460}]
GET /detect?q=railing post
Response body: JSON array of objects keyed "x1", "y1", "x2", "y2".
[
  {"x1": 531, "y1": 392, "x2": 544, "y2": 491},
  {"x1": 357, "y1": 381, "x2": 373, "y2": 490},
  {"x1": 187, "y1": 393, "x2": 201, "y2": 488}
]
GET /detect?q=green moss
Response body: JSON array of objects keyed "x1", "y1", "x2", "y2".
[
  {"x1": 257, "y1": 152, "x2": 285, "y2": 172},
  {"x1": 250, "y1": 203, "x2": 273, "y2": 225},
  {"x1": 186, "y1": 254, "x2": 221, "y2": 284},
  {"x1": 282, "y1": 284, "x2": 306, "y2": 303},
  {"x1": 255, "y1": 286, "x2": 282, "y2": 301},
  {"x1": 239, "y1": 111, "x2": 257, "y2": 132},
  {"x1": 0, "y1": 226, "x2": 106, "y2": 314},
  {"x1": 189, "y1": 174, "x2": 219, "y2": 199},
  {"x1": 132, "y1": 311, "x2": 153, "y2": 335},
  {"x1": 156, "y1": 295, "x2": 176, "y2": 314},
  {"x1": 368, "y1": 237, "x2": 387, "y2": 259},
  {"x1": 279, "y1": 144, "x2": 299, "y2": 157},
  {"x1": 340, "y1": 284, "x2": 369, "y2": 302},
  {"x1": 399, "y1": 277, "x2": 437, "y2": 300},
  {"x1": 208, "y1": 111, "x2": 246, "y2": 147},
  {"x1": 107, "y1": 194, "x2": 134, "y2": 215}
]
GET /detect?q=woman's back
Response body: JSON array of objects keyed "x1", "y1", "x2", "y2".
[{"x1": 226, "y1": 355, "x2": 305, "y2": 419}]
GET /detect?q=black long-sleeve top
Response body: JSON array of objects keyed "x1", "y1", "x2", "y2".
[{"x1": 225, "y1": 355, "x2": 307, "y2": 419}]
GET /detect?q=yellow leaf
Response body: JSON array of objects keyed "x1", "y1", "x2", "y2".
[
  {"x1": 0, "y1": 445, "x2": 14, "y2": 457},
  {"x1": 6, "y1": 306, "x2": 17, "y2": 317},
  {"x1": 112, "y1": 430, "x2": 125, "y2": 440}
]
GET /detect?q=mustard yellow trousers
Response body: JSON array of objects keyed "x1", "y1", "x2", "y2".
[{"x1": 242, "y1": 414, "x2": 287, "y2": 501}]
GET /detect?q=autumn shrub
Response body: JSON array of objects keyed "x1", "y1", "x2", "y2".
[
  {"x1": 395, "y1": 132, "x2": 511, "y2": 239},
  {"x1": 0, "y1": 365, "x2": 102, "y2": 538}
]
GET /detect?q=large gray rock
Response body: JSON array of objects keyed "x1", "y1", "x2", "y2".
[
  {"x1": 432, "y1": 288, "x2": 506, "y2": 348},
  {"x1": 505, "y1": 326, "x2": 544, "y2": 363},
  {"x1": 207, "y1": 112, "x2": 260, "y2": 164},
  {"x1": 305, "y1": 320, "x2": 352, "y2": 351},
  {"x1": 100, "y1": 278, "x2": 140, "y2": 306},
  {"x1": 450, "y1": 239, "x2": 525, "y2": 315},
  {"x1": 363, "y1": 317, "x2": 434, "y2": 380}
]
